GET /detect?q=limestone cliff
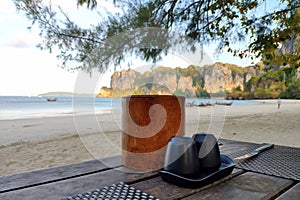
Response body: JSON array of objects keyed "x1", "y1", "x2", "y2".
[
  {"x1": 111, "y1": 69, "x2": 142, "y2": 90},
  {"x1": 99, "y1": 63, "x2": 261, "y2": 97},
  {"x1": 202, "y1": 62, "x2": 259, "y2": 92}
]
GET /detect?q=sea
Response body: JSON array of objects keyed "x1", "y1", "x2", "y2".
[{"x1": 0, "y1": 96, "x2": 260, "y2": 120}]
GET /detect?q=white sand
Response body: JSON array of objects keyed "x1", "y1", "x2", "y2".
[{"x1": 0, "y1": 99, "x2": 299, "y2": 176}]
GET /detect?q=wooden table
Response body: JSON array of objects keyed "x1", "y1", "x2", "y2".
[{"x1": 0, "y1": 139, "x2": 299, "y2": 200}]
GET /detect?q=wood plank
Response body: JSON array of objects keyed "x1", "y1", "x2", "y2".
[
  {"x1": 0, "y1": 156, "x2": 121, "y2": 193},
  {"x1": 276, "y1": 183, "x2": 300, "y2": 200},
  {"x1": 183, "y1": 172, "x2": 294, "y2": 200},
  {"x1": 130, "y1": 168, "x2": 243, "y2": 199},
  {"x1": 0, "y1": 166, "x2": 158, "y2": 200}
]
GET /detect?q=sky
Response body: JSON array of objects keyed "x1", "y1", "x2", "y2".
[{"x1": 0, "y1": 0, "x2": 260, "y2": 96}]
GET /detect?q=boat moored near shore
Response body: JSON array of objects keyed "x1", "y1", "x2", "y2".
[{"x1": 46, "y1": 97, "x2": 57, "y2": 102}]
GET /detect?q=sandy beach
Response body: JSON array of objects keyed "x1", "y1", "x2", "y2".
[{"x1": 1, "y1": 99, "x2": 299, "y2": 176}]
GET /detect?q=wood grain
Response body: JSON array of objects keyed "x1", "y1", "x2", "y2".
[
  {"x1": 130, "y1": 168, "x2": 243, "y2": 199},
  {"x1": 0, "y1": 166, "x2": 157, "y2": 200},
  {"x1": 122, "y1": 95, "x2": 185, "y2": 170},
  {"x1": 0, "y1": 156, "x2": 121, "y2": 193},
  {"x1": 276, "y1": 183, "x2": 300, "y2": 200},
  {"x1": 183, "y1": 172, "x2": 293, "y2": 200}
]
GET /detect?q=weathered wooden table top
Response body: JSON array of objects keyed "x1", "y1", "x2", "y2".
[{"x1": 0, "y1": 139, "x2": 299, "y2": 200}]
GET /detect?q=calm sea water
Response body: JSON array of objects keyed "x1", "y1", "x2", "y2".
[
  {"x1": 0, "y1": 96, "x2": 121, "y2": 120},
  {"x1": 0, "y1": 96, "x2": 260, "y2": 120}
]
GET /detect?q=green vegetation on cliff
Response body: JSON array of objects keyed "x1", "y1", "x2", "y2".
[
  {"x1": 175, "y1": 65, "x2": 204, "y2": 88},
  {"x1": 280, "y1": 78, "x2": 300, "y2": 99},
  {"x1": 228, "y1": 66, "x2": 299, "y2": 99}
]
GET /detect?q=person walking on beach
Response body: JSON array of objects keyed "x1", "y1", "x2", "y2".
[{"x1": 277, "y1": 98, "x2": 281, "y2": 109}]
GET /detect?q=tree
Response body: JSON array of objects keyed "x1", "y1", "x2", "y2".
[
  {"x1": 14, "y1": 0, "x2": 300, "y2": 72},
  {"x1": 263, "y1": 7, "x2": 300, "y2": 68},
  {"x1": 280, "y1": 78, "x2": 300, "y2": 98}
]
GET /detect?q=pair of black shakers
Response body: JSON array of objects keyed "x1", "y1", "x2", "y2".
[{"x1": 160, "y1": 133, "x2": 235, "y2": 188}]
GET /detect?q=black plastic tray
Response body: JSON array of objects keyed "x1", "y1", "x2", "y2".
[{"x1": 160, "y1": 154, "x2": 235, "y2": 188}]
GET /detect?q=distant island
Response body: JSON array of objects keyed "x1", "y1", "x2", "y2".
[{"x1": 39, "y1": 92, "x2": 95, "y2": 97}]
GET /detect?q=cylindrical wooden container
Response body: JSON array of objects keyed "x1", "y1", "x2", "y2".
[{"x1": 122, "y1": 95, "x2": 185, "y2": 171}]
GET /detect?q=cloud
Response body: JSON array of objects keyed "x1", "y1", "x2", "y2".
[
  {"x1": 0, "y1": 46, "x2": 78, "y2": 96},
  {"x1": 4, "y1": 38, "x2": 31, "y2": 48},
  {"x1": 0, "y1": 31, "x2": 42, "y2": 49}
]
